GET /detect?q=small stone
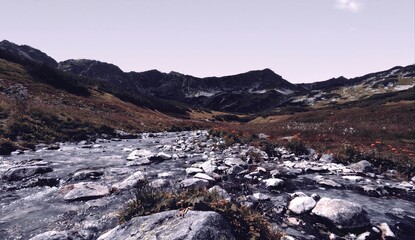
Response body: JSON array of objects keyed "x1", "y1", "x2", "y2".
[
  {"x1": 319, "y1": 154, "x2": 333, "y2": 162},
  {"x1": 224, "y1": 157, "x2": 246, "y2": 167},
  {"x1": 186, "y1": 167, "x2": 204, "y2": 175},
  {"x1": 379, "y1": 222, "x2": 396, "y2": 239},
  {"x1": 126, "y1": 149, "x2": 154, "y2": 161},
  {"x1": 318, "y1": 179, "x2": 342, "y2": 188},
  {"x1": 29, "y1": 231, "x2": 69, "y2": 240},
  {"x1": 200, "y1": 160, "x2": 217, "y2": 174},
  {"x1": 155, "y1": 152, "x2": 172, "y2": 160},
  {"x1": 288, "y1": 196, "x2": 316, "y2": 214},
  {"x1": 262, "y1": 178, "x2": 284, "y2": 189},
  {"x1": 208, "y1": 185, "x2": 231, "y2": 201},
  {"x1": 194, "y1": 173, "x2": 215, "y2": 182},
  {"x1": 251, "y1": 193, "x2": 270, "y2": 201},
  {"x1": 149, "y1": 179, "x2": 169, "y2": 188},
  {"x1": 180, "y1": 178, "x2": 209, "y2": 188},
  {"x1": 112, "y1": 171, "x2": 145, "y2": 190},
  {"x1": 342, "y1": 176, "x2": 364, "y2": 182}
]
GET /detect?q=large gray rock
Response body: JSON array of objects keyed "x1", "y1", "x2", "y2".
[
  {"x1": 112, "y1": 171, "x2": 145, "y2": 190},
  {"x1": 29, "y1": 230, "x2": 69, "y2": 240},
  {"x1": 97, "y1": 210, "x2": 235, "y2": 240},
  {"x1": 3, "y1": 165, "x2": 53, "y2": 181},
  {"x1": 288, "y1": 196, "x2": 316, "y2": 214},
  {"x1": 311, "y1": 198, "x2": 370, "y2": 230},
  {"x1": 63, "y1": 182, "x2": 110, "y2": 201}
]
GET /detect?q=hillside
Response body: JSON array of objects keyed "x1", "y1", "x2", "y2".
[{"x1": 0, "y1": 58, "x2": 209, "y2": 153}]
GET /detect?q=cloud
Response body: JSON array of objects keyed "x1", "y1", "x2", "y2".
[{"x1": 335, "y1": 0, "x2": 362, "y2": 13}]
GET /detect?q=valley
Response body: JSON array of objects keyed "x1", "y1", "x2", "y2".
[{"x1": 0, "y1": 40, "x2": 414, "y2": 239}]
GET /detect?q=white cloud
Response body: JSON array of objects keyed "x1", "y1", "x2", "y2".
[{"x1": 335, "y1": 0, "x2": 362, "y2": 13}]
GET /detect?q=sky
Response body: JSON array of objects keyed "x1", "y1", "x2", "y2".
[{"x1": 0, "y1": 0, "x2": 414, "y2": 83}]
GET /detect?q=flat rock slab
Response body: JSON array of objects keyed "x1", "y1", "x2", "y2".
[
  {"x1": 63, "y1": 182, "x2": 110, "y2": 201},
  {"x1": 3, "y1": 165, "x2": 53, "y2": 181},
  {"x1": 97, "y1": 210, "x2": 235, "y2": 240},
  {"x1": 311, "y1": 198, "x2": 370, "y2": 230}
]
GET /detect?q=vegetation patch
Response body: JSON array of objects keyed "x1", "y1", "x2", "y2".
[{"x1": 119, "y1": 183, "x2": 284, "y2": 240}]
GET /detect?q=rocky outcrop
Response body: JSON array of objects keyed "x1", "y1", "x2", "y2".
[{"x1": 97, "y1": 210, "x2": 235, "y2": 240}]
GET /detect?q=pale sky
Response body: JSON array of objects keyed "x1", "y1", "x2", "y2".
[{"x1": 0, "y1": 0, "x2": 414, "y2": 83}]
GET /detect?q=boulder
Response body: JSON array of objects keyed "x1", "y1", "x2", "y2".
[
  {"x1": 262, "y1": 178, "x2": 285, "y2": 189},
  {"x1": 29, "y1": 231, "x2": 69, "y2": 240},
  {"x1": 3, "y1": 165, "x2": 53, "y2": 181},
  {"x1": 97, "y1": 210, "x2": 235, "y2": 240},
  {"x1": 349, "y1": 160, "x2": 373, "y2": 173},
  {"x1": 288, "y1": 196, "x2": 316, "y2": 214},
  {"x1": 311, "y1": 198, "x2": 370, "y2": 230},
  {"x1": 112, "y1": 171, "x2": 145, "y2": 190},
  {"x1": 63, "y1": 182, "x2": 110, "y2": 201}
]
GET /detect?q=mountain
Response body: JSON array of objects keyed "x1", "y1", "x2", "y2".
[
  {"x1": 290, "y1": 65, "x2": 415, "y2": 109},
  {"x1": 0, "y1": 40, "x2": 58, "y2": 67},
  {"x1": 1, "y1": 39, "x2": 414, "y2": 115},
  {"x1": 58, "y1": 60, "x2": 303, "y2": 113}
]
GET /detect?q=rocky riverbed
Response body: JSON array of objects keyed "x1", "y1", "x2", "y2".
[{"x1": 1, "y1": 130, "x2": 414, "y2": 239}]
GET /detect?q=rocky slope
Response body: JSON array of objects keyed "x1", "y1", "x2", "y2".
[
  {"x1": 58, "y1": 59, "x2": 302, "y2": 113},
  {"x1": 2, "y1": 39, "x2": 414, "y2": 114},
  {"x1": 1, "y1": 131, "x2": 414, "y2": 239},
  {"x1": 0, "y1": 40, "x2": 58, "y2": 68},
  {"x1": 293, "y1": 65, "x2": 415, "y2": 108}
]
